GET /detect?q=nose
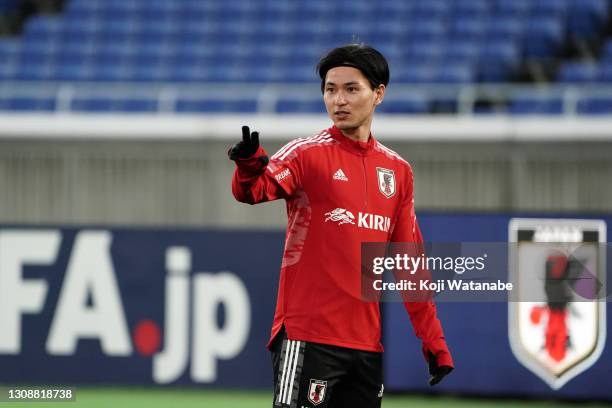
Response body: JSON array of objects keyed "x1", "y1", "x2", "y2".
[{"x1": 334, "y1": 90, "x2": 347, "y2": 106}]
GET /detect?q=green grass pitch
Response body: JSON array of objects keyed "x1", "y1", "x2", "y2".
[{"x1": 2, "y1": 388, "x2": 611, "y2": 408}]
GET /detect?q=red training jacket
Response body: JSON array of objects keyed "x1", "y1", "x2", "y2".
[{"x1": 231, "y1": 125, "x2": 453, "y2": 367}]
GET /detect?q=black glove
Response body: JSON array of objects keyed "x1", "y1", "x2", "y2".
[
  {"x1": 428, "y1": 351, "x2": 453, "y2": 386},
  {"x1": 229, "y1": 126, "x2": 261, "y2": 160}
]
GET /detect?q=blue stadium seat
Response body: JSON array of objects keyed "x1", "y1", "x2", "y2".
[
  {"x1": 127, "y1": 65, "x2": 169, "y2": 82},
  {"x1": 23, "y1": 16, "x2": 63, "y2": 40},
  {"x1": 508, "y1": 93, "x2": 564, "y2": 114},
  {"x1": 277, "y1": 99, "x2": 326, "y2": 114},
  {"x1": 70, "y1": 98, "x2": 113, "y2": 112},
  {"x1": 169, "y1": 65, "x2": 209, "y2": 83},
  {"x1": 52, "y1": 63, "x2": 94, "y2": 81},
  {"x1": 331, "y1": 21, "x2": 369, "y2": 39},
  {"x1": 403, "y1": 40, "x2": 445, "y2": 61},
  {"x1": 443, "y1": 41, "x2": 480, "y2": 62},
  {"x1": 378, "y1": 99, "x2": 431, "y2": 114},
  {"x1": 567, "y1": 0, "x2": 609, "y2": 38},
  {"x1": 63, "y1": 5, "x2": 99, "y2": 21},
  {"x1": 15, "y1": 60, "x2": 55, "y2": 81},
  {"x1": 328, "y1": 0, "x2": 373, "y2": 20},
  {"x1": 93, "y1": 47, "x2": 131, "y2": 67},
  {"x1": 530, "y1": 0, "x2": 569, "y2": 17},
  {"x1": 524, "y1": 17, "x2": 564, "y2": 58},
  {"x1": 62, "y1": 18, "x2": 102, "y2": 39},
  {"x1": 451, "y1": 18, "x2": 487, "y2": 41},
  {"x1": 91, "y1": 64, "x2": 131, "y2": 82},
  {"x1": 58, "y1": 41, "x2": 96, "y2": 61},
  {"x1": 102, "y1": 1, "x2": 145, "y2": 17},
  {"x1": 0, "y1": 97, "x2": 56, "y2": 111},
  {"x1": 598, "y1": 63, "x2": 612, "y2": 82},
  {"x1": 478, "y1": 40, "x2": 521, "y2": 82},
  {"x1": 250, "y1": 4, "x2": 296, "y2": 22},
  {"x1": 0, "y1": 60, "x2": 18, "y2": 80},
  {"x1": 434, "y1": 64, "x2": 475, "y2": 83},
  {"x1": 140, "y1": 2, "x2": 181, "y2": 20},
  {"x1": 278, "y1": 65, "x2": 316, "y2": 83},
  {"x1": 494, "y1": 0, "x2": 531, "y2": 16},
  {"x1": 367, "y1": 25, "x2": 404, "y2": 45},
  {"x1": 577, "y1": 97, "x2": 612, "y2": 114},
  {"x1": 451, "y1": 0, "x2": 491, "y2": 18},
  {"x1": 65, "y1": 0, "x2": 104, "y2": 14},
  {"x1": 601, "y1": 39, "x2": 612, "y2": 61},
  {"x1": 71, "y1": 97, "x2": 158, "y2": 113},
  {"x1": 18, "y1": 47, "x2": 55, "y2": 68},
  {"x1": 557, "y1": 62, "x2": 600, "y2": 83},
  {"x1": 393, "y1": 65, "x2": 436, "y2": 83},
  {"x1": 409, "y1": 0, "x2": 449, "y2": 19},
  {"x1": 242, "y1": 65, "x2": 285, "y2": 82},
  {"x1": 176, "y1": 99, "x2": 258, "y2": 113},
  {"x1": 0, "y1": 39, "x2": 20, "y2": 60},
  {"x1": 120, "y1": 98, "x2": 158, "y2": 112},
  {"x1": 370, "y1": 43, "x2": 403, "y2": 62},
  {"x1": 403, "y1": 20, "x2": 447, "y2": 41},
  {"x1": 487, "y1": 16, "x2": 525, "y2": 42}
]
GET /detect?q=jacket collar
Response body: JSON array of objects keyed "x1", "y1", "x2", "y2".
[{"x1": 328, "y1": 125, "x2": 378, "y2": 156}]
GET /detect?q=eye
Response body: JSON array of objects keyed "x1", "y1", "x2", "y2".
[
  {"x1": 347, "y1": 87, "x2": 357, "y2": 92},
  {"x1": 325, "y1": 88, "x2": 335, "y2": 94}
]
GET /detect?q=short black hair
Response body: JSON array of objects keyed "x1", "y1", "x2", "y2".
[{"x1": 317, "y1": 44, "x2": 389, "y2": 93}]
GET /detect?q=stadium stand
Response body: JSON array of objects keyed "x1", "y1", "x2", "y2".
[
  {"x1": 0, "y1": 0, "x2": 611, "y2": 113},
  {"x1": 0, "y1": 0, "x2": 17, "y2": 14}
]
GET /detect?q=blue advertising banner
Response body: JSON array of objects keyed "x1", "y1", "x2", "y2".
[
  {"x1": 0, "y1": 227, "x2": 283, "y2": 387},
  {"x1": 0, "y1": 213, "x2": 610, "y2": 400}
]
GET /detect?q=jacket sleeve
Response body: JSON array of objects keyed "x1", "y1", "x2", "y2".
[
  {"x1": 390, "y1": 166, "x2": 454, "y2": 368},
  {"x1": 231, "y1": 144, "x2": 302, "y2": 205}
]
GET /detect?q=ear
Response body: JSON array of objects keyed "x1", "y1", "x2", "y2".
[{"x1": 373, "y1": 84, "x2": 386, "y2": 106}]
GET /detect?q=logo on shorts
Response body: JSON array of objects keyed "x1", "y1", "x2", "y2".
[
  {"x1": 378, "y1": 383, "x2": 384, "y2": 398},
  {"x1": 308, "y1": 379, "x2": 327, "y2": 406},
  {"x1": 324, "y1": 208, "x2": 356, "y2": 225}
]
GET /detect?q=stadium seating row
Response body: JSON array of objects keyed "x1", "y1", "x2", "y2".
[
  {"x1": 0, "y1": 0, "x2": 605, "y2": 86},
  {"x1": 1, "y1": 94, "x2": 612, "y2": 115},
  {"x1": 1, "y1": 0, "x2": 611, "y2": 113}
]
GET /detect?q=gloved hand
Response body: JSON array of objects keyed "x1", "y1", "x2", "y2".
[
  {"x1": 228, "y1": 126, "x2": 261, "y2": 160},
  {"x1": 428, "y1": 351, "x2": 453, "y2": 386}
]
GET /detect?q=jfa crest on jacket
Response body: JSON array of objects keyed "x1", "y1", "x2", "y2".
[{"x1": 232, "y1": 126, "x2": 452, "y2": 367}]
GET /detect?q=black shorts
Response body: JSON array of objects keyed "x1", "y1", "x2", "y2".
[{"x1": 270, "y1": 328, "x2": 383, "y2": 408}]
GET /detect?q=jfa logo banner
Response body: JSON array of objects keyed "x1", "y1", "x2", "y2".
[
  {"x1": 508, "y1": 219, "x2": 607, "y2": 389},
  {"x1": 0, "y1": 228, "x2": 280, "y2": 386}
]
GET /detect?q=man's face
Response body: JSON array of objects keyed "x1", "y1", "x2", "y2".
[{"x1": 323, "y1": 66, "x2": 385, "y2": 132}]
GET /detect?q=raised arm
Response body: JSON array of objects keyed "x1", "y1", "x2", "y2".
[{"x1": 229, "y1": 126, "x2": 302, "y2": 204}]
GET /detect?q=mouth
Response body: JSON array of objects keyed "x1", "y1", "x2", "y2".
[{"x1": 334, "y1": 111, "x2": 350, "y2": 119}]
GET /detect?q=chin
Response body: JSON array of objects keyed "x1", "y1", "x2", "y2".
[{"x1": 334, "y1": 121, "x2": 356, "y2": 130}]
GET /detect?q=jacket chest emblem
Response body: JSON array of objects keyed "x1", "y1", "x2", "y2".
[
  {"x1": 332, "y1": 168, "x2": 349, "y2": 182},
  {"x1": 376, "y1": 167, "x2": 396, "y2": 199}
]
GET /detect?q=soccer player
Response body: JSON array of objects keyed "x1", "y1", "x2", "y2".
[{"x1": 229, "y1": 44, "x2": 453, "y2": 408}]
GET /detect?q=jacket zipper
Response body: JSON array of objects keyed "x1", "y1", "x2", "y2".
[{"x1": 361, "y1": 155, "x2": 368, "y2": 208}]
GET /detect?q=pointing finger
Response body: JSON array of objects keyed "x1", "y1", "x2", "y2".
[{"x1": 242, "y1": 126, "x2": 250, "y2": 144}]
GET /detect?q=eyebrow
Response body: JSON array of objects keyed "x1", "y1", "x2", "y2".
[{"x1": 325, "y1": 81, "x2": 360, "y2": 87}]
